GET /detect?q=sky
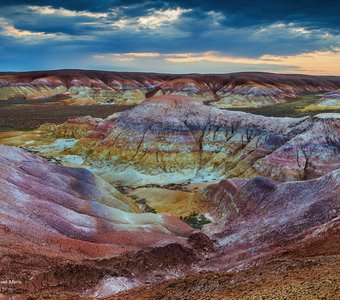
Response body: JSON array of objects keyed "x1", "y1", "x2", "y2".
[{"x1": 0, "y1": 0, "x2": 339, "y2": 74}]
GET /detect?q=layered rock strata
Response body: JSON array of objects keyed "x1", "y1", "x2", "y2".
[
  {"x1": 111, "y1": 170, "x2": 340, "y2": 299},
  {"x1": 41, "y1": 95, "x2": 340, "y2": 184},
  {"x1": 302, "y1": 88, "x2": 340, "y2": 112},
  {"x1": 0, "y1": 136, "x2": 339, "y2": 298},
  {"x1": 201, "y1": 169, "x2": 340, "y2": 269},
  {"x1": 0, "y1": 145, "x2": 209, "y2": 297},
  {"x1": 1, "y1": 70, "x2": 339, "y2": 107}
]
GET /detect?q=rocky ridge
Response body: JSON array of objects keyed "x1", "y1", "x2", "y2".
[
  {"x1": 111, "y1": 170, "x2": 340, "y2": 299},
  {"x1": 200, "y1": 170, "x2": 340, "y2": 269},
  {"x1": 37, "y1": 95, "x2": 340, "y2": 184},
  {"x1": 1, "y1": 70, "x2": 340, "y2": 107}
]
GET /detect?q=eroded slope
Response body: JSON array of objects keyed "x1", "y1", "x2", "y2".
[
  {"x1": 21, "y1": 95, "x2": 339, "y2": 184},
  {"x1": 0, "y1": 145, "x2": 211, "y2": 297},
  {"x1": 1, "y1": 70, "x2": 339, "y2": 108}
]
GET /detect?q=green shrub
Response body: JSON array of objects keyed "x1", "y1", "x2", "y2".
[
  {"x1": 180, "y1": 211, "x2": 211, "y2": 230},
  {"x1": 145, "y1": 204, "x2": 157, "y2": 214}
]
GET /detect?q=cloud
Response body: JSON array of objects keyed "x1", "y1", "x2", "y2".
[
  {"x1": 260, "y1": 48, "x2": 340, "y2": 75},
  {"x1": 1, "y1": 1, "x2": 340, "y2": 31},
  {"x1": 0, "y1": 1, "x2": 339, "y2": 73},
  {"x1": 137, "y1": 8, "x2": 191, "y2": 29},
  {"x1": 169, "y1": 0, "x2": 340, "y2": 32},
  {"x1": 3, "y1": 24, "x2": 57, "y2": 38},
  {"x1": 93, "y1": 49, "x2": 340, "y2": 75},
  {"x1": 163, "y1": 51, "x2": 271, "y2": 64},
  {"x1": 163, "y1": 49, "x2": 340, "y2": 75},
  {"x1": 94, "y1": 52, "x2": 161, "y2": 60},
  {"x1": 111, "y1": 8, "x2": 192, "y2": 30},
  {"x1": 28, "y1": 5, "x2": 109, "y2": 18},
  {"x1": 0, "y1": 18, "x2": 63, "y2": 40},
  {"x1": 254, "y1": 22, "x2": 334, "y2": 39},
  {"x1": 206, "y1": 11, "x2": 225, "y2": 26}
]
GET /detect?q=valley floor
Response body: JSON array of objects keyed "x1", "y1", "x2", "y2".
[
  {"x1": 0, "y1": 93, "x2": 339, "y2": 131},
  {"x1": 227, "y1": 94, "x2": 340, "y2": 117},
  {"x1": 0, "y1": 103, "x2": 134, "y2": 131}
]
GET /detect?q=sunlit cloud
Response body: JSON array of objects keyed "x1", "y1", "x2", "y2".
[
  {"x1": 94, "y1": 49, "x2": 340, "y2": 75},
  {"x1": 163, "y1": 51, "x2": 269, "y2": 64},
  {"x1": 111, "y1": 8, "x2": 192, "y2": 30},
  {"x1": 124, "y1": 52, "x2": 161, "y2": 57},
  {"x1": 4, "y1": 25, "x2": 57, "y2": 38},
  {"x1": 137, "y1": 8, "x2": 191, "y2": 29},
  {"x1": 28, "y1": 5, "x2": 109, "y2": 18},
  {"x1": 260, "y1": 48, "x2": 340, "y2": 75},
  {"x1": 0, "y1": 1, "x2": 339, "y2": 73},
  {"x1": 206, "y1": 11, "x2": 225, "y2": 27},
  {"x1": 164, "y1": 50, "x2": 340, "y2": 74},
  {"x1": 254, "y1": 22, "x2": 334, "y2": 39},
  {"x1": 95, "y1": 55, "x2": 135, "y2": 62},
  {"x1": 0, "y1": 18, "x2": 62, "y2": 40},
  {"x1": 94, "y1": 52, "x2": 161, "y2": 62},
  {"x1": 97, "y1": 51, "x2": 280, "y2": 65}
]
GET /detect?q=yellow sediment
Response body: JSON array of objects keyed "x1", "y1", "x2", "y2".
[
  {"x1": 0, "y1": 129, "x2": 53, "y2": 147},
  {"x1": 130, "y1": 187, "x2": 206, "y2": 216},
  {"x1": 299, "y1": 105, "x2": 340, "y2": 112}
]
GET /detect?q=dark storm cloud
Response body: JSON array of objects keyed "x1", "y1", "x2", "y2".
[
  {"x1": 1, "y1": 0, "x2": 339, "y2": 30},
  {"x1": 94, "y1": 0, "x2": 340, "y2": 31},
  {"x1": 172, "y1": 0, "x2": 340, "y2": 31}
]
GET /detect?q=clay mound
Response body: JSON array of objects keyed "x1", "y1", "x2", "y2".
[
  {"x1": 299, "y1": 89, "x2": 340, "y2": 113},
  {"x1": 1, "y1": 70, "x2": 340, "y2": 107},
  {"x1": 0, "y1": 70, "x2": 170, "y2": 104},
  {"x1": 323, "y1": 89, "x2": 340, "y2": 98},
  {"x1": 51, "y1": 95, "x2": 339, "y2": 183},
  {"x1": 0, "y1": 70, "x2": 171, "y2": 86},
  {"x1": 109, "y1": 170, "x2": 340, "y2": 300},
  {"x1": 318, "y1": 89, "x2": 340, "y2": 105},
  {"x1": 0, "y1": 145, "x2": 214, "y2": 297},
  {"x1": 149, "y1": 78, "x2": 214, "y2": 100},
  {"x1": 201, "y1": 169, "x2": 340, "y2": 269},
  {"x1": 8, "y1": 95, "x2": 336, "y2": 185},
  {"x1": 3, "y1": 95, "x2": 338, "y2": 184},
  {"x1": 0, "y1": 145, "x2": 196, "y2": 260}
]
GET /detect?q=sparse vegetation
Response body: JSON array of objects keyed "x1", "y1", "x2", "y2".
[
  {"x1": 134, "y1": 183, "x2": 192, "y2": 192},
  {"x1": 180, "y1": 211, "x2": 211, "y2": 230},
  {"x1": 137, "y1": 198, "x2": 146, "y2": 205},
  {"x1": 145, "y1": 204, "x2": 157, "y2": 214},
  {"x1": 130, "y1": 194, "x2": 157, "y2": 213},
  {"x1": 227, "y1": 94, "x2": 339, "y2": 117},
  {"x1": 45, "y1": 156, "x2": 63, "y2": 165},
  {"x1": 115, "y1": 185, "x2": 129, "y2": 194},
  {"x1": 0, "y1": 103, "x2": 134, "y2": 131}
]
